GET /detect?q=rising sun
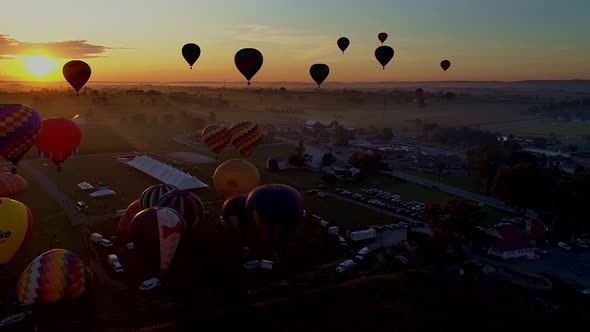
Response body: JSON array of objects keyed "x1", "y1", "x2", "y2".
[{"x1": 24, "y1": 55, "x2": 58, "y2": 77}]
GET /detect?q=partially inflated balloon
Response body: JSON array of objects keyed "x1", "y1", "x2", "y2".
[
  {"x1": 202, "y1": 124, "x2": 230, "y2": 155},
  {"x1": 441, "y1": 60, "x2": 451, "y2": 71},
  {"x1": 234, "y1": 48, "x2": 263, "y2": 85},
  {"x1": 63, "y1": 60, "x2": 91, "y2": 96},
  {"x1": 130, "y1": 207, "x2": 185, "y2": 271},
  {"x1": 0, "y1": 198, "x2": 32, "y2": 269},
  {"x1": 310, "y1": 64, "x2": 330, "y2": 88},
  {"x1": 140, "y1": 184, "x2": 177, "y2": 210},
  {"x1": 0, "y1": 173, "x2": 28, "y2": 196},
  {"x1": 416, "y1": 88, "x2": 424, "y2": 97},
  {"x1": 337, "y1": 37, "x2": 350, "y2": 54},
  {"x1": 35, "y1": 117, "x2": 82, "y2": 171},
  {"x1": 116, "y1": 199, "x2": 142, "y2": 237},
  {"x1": 228, "y1": 121, "x2": 263, "y2": 159},
  {"x1": 156, "y1": 190, "x2": 205, "y2": 231},
  {"x1": 213, "y1": 159, "x2": 260, "y2": 199},
  {"x1": 378, "y1": 32, "x2": 388, "y2": 44},
  {"x1": 375, "y1": 46, "x2": 394, "y2": 69},
  {"x1": 182, "y1": 43, "x2": 201, "y2": 69},
  {"x1": 15, "y1": 249, "x2": 93, "y2": 305},
  {"x1": 0, "y1": 104, "x2": 42, "y2": 174},
  {"x1": 221, "y1": 194, "x2": 250, "y2": 245}
]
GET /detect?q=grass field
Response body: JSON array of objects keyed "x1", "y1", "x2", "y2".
[
  {"x1": 399, "y1": 169, "x2": 484, "y2": 194},
  {"x1": 480, "y1": 118, "x2": 590, "y2": 139}
]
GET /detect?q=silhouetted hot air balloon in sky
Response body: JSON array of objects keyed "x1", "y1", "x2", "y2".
[
  {"x1": 140, "y1": 184, "x2": 177, "y2": 210},
  {"x1": 35, "y1": 117, "x2": 82, "y2": 172},
  {"x1": 337, "y1": 37, "x2": 350, "y2": 54},
  {"x1": 15, "y1": 249, "x2": 93, "y2": 305},
  {"x1": 234, "y1": 48, "x2": 263, "y2": 85},
  {"x1": 117, "y1": 199, "x2": 142, "y2": 238},
  {"x1": 0, "y1": 104, "x2": 42, "y2": 174},
  {"x1": 0, "y1": 198, "x2": 32, "y2": 269},
  {"x1": 214, "y1": 159, "x2": 260, "y2": 199},
  {"x1": 378, "y1": 32, "x2": 388, "y2": 44},
  {"x1": 202, "y1": 124, "x2": 230, "y2": 156},
  {"x1": 182, "y1": 43, "x2": 201, "y2": 69},
  {"x1": 63, "y1": 60, "x2": 91, "y2": 96},
  {"x1": 0, "y1": 173, "x2": 28, "y2": 197},
  {"x1": 310, "y1": 64, "x2": 330, "y2": 88},
  {"x1": 416, "y1": 88, "x2": 424, "y2": 97},
  {"x1": 156, "y1": 190, "x2": 205, "y2": 231},
  {"x1": 375, "y1": 46, "x2": 394, "y2": 69},
  {"x1": 441, "y1": 59, "x2": 451, "y2": 71},
  {"x1": 228, "y1": 120, "x2": 263, "y2": 159}
]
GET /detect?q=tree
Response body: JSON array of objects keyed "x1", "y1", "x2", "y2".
[
  {"x1": 381, "y1": 128, "x2": 393, "y2": 141},
  {"x1": 466, "y1": 145, "x2": 506, "y2": 194},
  {"x1": 434, "y1": 160, "x2": 446, "y2": 177},
  {"x1": 533, "y1": 137, "x2": 547, "y2": 149},
  {"x1": 321, "y1": 153, "x2": 336, "y2": 167},
  {"x1": 424, "y1": 199, "x2": 483, "y2": 241},
  {"x1": 491, "y1": 163, "x2": 552, "y2": 213},
  {"x1": 289, "y1": 141, "x2": 312, "y2": 168},
  {"x1": 568, "y1": 144, "x2": 579, "y2": 153},
  {"x1": 552, "y1": 173, "x2": 590, "y2": 237}
]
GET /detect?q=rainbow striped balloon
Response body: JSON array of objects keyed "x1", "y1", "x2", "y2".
[
  {"x1": 140, "y1": 183, "x2": 177, "y2": 209},
  {"x1": 201, "y1": 124, "x2": 230, "y2": 155},
  {"x1": 228, "y1": 121, "x2": 263, "y2": 159},
  {"x1": 15, "y1": 249, "x2": 93, "y2": 306},
  {"x1": 0, "y1": 104, "x2": 42, "y2": 173}
]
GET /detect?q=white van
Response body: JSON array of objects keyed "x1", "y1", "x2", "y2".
[
  {"x1": 243, "y1": 260, "x2": 260, "y2": 270},
  {"x1": 320, "y1": 220, "x2": 330, "y2": 228},
  {"x1": 139, "y1": 278, "x2": 161, "y2": 291},
  {"x1": 90, "y1": 233, "x2": 103, "y2": 243},
  {"x1": 328, "y1": 226, "x2": 340, "y2": 235},
  {"x1": 260, "y1": 260, "x2": 274, "y2": 270},
  {"x1": 355, "y1": 247, "x2": 371, "y2": 261},
  {"x1": 107, "y1": 254, "x2": 123, "y2": 273},
  {"x1": 395, "y1": 255, "x2": 408, "y2": 265},
  {"x1": 336, "y1": 259, "x2": 356, "y2": 273}
]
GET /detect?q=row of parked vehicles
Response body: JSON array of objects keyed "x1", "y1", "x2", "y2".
[{"x1": 334, "y1": 188, "x2": 426, "y2": 222}]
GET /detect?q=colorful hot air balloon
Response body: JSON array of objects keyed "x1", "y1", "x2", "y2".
[
  {"x1": 35, "y1": 117, "x2": 82, "y2": 172},
  {"x1": 440, "y1": 60, "x2": 451, "y2": 71},
  {"x1": 416, "y1": 88, "x2": 424, "y2": 97},
  {"x1": 378, "y1": 32, "x2": 388, "y2": 44},
  {"x1": 310, "y1": 64, "x2": 330, "y2": 88},
  {"x1": 375, "y1": 46, "x2": 394, "y2": 69},
  {"x1": 130, "y1": 207, "x2": 185, "y2": 271},
  {"x1": 201, "y1": 124, "x2": 230, "y2": 155},
  {"x1": 221, "y1": 194, "x2": 249, "y2": 237},
  {"x1": 139, "y1": 184, "x2": 178, "y2": 210},
  {"x1": 337, "y1": 37, "x2": 350, "y2": 54},
  {"x1": 0, "y1": 173, "x2": 28, "y2": 197},
  {"x1": 234, "y1": 48, "x2": 263, "y2": 85},
  {"x1": 228, "y1": 121, "x2": 263, "y2": 159},
  {"x1": 246, "y1": 184, "x2": 304, "y2": 252},
  {"x1": 0, "y1": 198, "x2": 32, "y2": 269},
  {"x1": 116, "y1": 199, "x2": 142, "y2": 237},
  {"x1": 15, "y1": 249, "x2": 93, "y2": 305},
  {"x1": 213, "y1": 159, "x2": 260, "y2": 199},
  {"x1": 182, "y1": 43, "x2": 201, "y2": 69},
  {"x1": 156, "y1": 190, "x2": 205, "y2": 231},
  {"x1": 63, "y1": 60, "x2": 91, "y2": 96},
  {"x1": 0, "y1": 104, "x2": 42, "y2": 174}
]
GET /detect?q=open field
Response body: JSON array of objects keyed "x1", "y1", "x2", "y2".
[
  {"x1": 479, "y1": 118, "x2": 590, "y2": 139},
  {"x1": 399, "y1": 169, "x2": 484, "y2": 194}
]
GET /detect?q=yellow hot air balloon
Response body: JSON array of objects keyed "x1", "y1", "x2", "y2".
[
  {"x1": 0, "y1": 198, "x2": 33, "y2": 269},
  {"x1": 213, "y1": 159, "x2": 260, "y2": 199}
]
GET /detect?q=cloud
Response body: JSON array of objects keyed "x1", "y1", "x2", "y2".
[
  {"x1": 226, "y1": 24, "x2": 330, "y2": 46},
  {"x1": 0, "y1": 34, "x2": 115, "y2": 59}
]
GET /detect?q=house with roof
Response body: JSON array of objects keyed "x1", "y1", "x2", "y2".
[
  {"x1": 304, "y1": 120, "x2": 327, "y2": 130},
  {"x1": 485, "y1": 224, "x2": 536, "y2": 259}
]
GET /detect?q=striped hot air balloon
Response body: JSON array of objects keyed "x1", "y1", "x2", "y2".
[
  {"x1": 156, "y1": 190, "x2": 205, "y2": 231},
  {"x1": 116, "y1": 199, "x2": 142, "y2": 237},
  {"x1": 201, "y1": 124, "x2": 230, "y2": 155},
  {"x1": 0, "y1": 104, "x2": 42, "y2": 174},
  {"x1": 0, "y1": 173, "x2": 28, "y2": 197},
  {"x1": 228, "y1": 120, "x2": 263, "y2": 159},
  {"x1": 15, "y1": 249, "x2": 93, "y2": 305},
  {"x1": 139, "y1": 184, "x2": 177, "y2": 210}
]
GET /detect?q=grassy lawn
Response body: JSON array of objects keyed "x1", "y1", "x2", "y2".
[
  {"x1": 399, "y1": 168, "x2": 483, "y2": 194},
  {"x1": 480, "y1": 119, "x2": 590, "y2": 139}
]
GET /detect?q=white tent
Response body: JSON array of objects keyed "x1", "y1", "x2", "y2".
[
  {"x1": 127, "y1": 155, "x2": 209, "y2": 190},
  {"x1": 90, "y1": 189, "x2": 116, "y2": 197},
  {"x1": 77, "y1": 182, "x2": 94, "y2": 190}
]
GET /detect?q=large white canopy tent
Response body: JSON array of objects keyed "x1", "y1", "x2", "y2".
[{"x1": 127, "y1": 155, "x2": 209, "y2": 190}]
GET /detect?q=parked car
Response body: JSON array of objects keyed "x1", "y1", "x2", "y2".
[
  {"x1": 338, "y1": 235, "x2": 348, "y2": 246},
  {"x1": 100, "y1": 239, "x2": 114, "y2": 247},
  {"x1": 355, "y1": 247, "x2": 371, "y2": 261},
  {"x1": 558, "y1": 242, "x2": 572, "y2": 250},
  {"x1": 90, "y1": 233, "x2": 103, "y2": 243},
  {"x1": 395, "y1": 255, "x2": 408, "y2": 265},
  {"x1": 139, "y1": 278, "x2": 161, "y2": 291},
  {"x1": 574, "y1": 238, "x2": 588, "y2": 249},
  {"x1": 336, "y1": 259, "x2": 356, "y2": 273},
  {"x1": 107, "y1": 254, "x2": 123, "y2": 273},
  {"x1": 524, "y1": 254, "x2": 540, "y2": 260},
  {"x1": 317, "y1": 192, "x2": 328, "y2": 198},
  {"x1": 243, "y1": 260, "x2": 261, "y2": 270}
]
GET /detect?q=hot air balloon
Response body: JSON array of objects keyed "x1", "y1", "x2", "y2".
[
  {"x1": 234, "y1": 48, "x2": 263, "y2": 85},
  {"x1": 228, "y1": 120, "x2": 263, "y2": 159},
  {"x1": 221, "y1": 194, "x2": 250, "y2": 248},
  {"x1": 202, "y1": 124, "x2": 230, "y2": 155},
  {"x1": 0, "y1": 173, "x2": 28, "y2": 197},
  {"x1": 15, "y1": 249, "x2": 93, "y2": 305},
  {"x1": 0, "y1": 104, "x2": 42, "y2": 174},
  {"x1": 416, "y1": 88, "x2": 424, "y2": 97},
  {"x1": 378, "y1": 32, "x2": 388, "y2": 44},
  {"x1": 213, "y1": 159, "x2": 260, "y2": 199},
  {"x1": 310, "y1": 64, "x2": 330, "y2": 88},
  {"x1": 63, "y1": 60, "x2": 91, "y2": 96},
  {"x1": 139, "y1": 184, "x2": 177, "y2": 210},
  {"x1": 35, "y1": 117, "x2": 82, "y2": 172},
  {"x1": 116, "y1": 199, "x2": 142, "y2": 237},
  {"x1": 130, "y1": 207, "x2": 185, "y2": 271},
  {"x1": 440, "y1": 60, "x2": 451, "y2": 71},
  {"x1": 375, "y1": 46, "x2": 394, "y2": 69},
  {"x1": 182, "y1": 43, "x2": 201, "y2": 69},
  {"x1": 246, "y1": 184, "x2": 304, "y2": 252},
  {"x1": 156, "y1": 190, "x2": 205, "y2": 231},
  {"x1": 0, "y1": 198, "x2": 32, "y2": 269},
  {"x1": 337, "y1": 37, "x2": 350, "y2": 54}
]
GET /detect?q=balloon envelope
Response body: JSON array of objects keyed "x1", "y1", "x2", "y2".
[
  {"x1": 221, "y1": 194, "x2": 249, "y2": 231},
  {"x1": 156, "y1": 190, "x2": 205, "y2": 231},
  {"x1": 310, "y1": 64, "x2": 330, "y2": 88},
  {"x1": 130, "y1": 207, "x2": 185, "y2": 271},
  {"x1": 337, "y1": 37, "x2": 350, "y2": 53},
  {"x1": 202, "y1": 124, "x2": 230, "y2": 155},
  {"x1": 234, "y1": 48, "x2": 263, "y2": 85},
  {"x1": 0, "y1": 198, "x2": 32, "y2": 269},
  {"x1": 116, "y1": 199, "x2": 142, "y2": 237},
  {"x1": 35, "y1": 118, "x2": 82, "y2": 169},
  {"x1": 214, "y1": 159, "x2": 260, "y2": 199},
  {"x1": 228, "y1": 121, "x2": 263, "y2": 159},
  {"x1": 0, "y1": 104, "x2": 42, "y2": 171},
  {"x1": 375, "y1": 46, "x2": 394, "y2": 69},
  {"x1": 441, "y1": 60, "x2": 451, "y2": 71},
  {"x1": 15, "y1": 249, "x2": 93, "y2": 305},
  {"x1": 0, "y1": 173, "x2": 28, "y2": 197},
  {"x1": 378, "y1": 32, "x2": 388, "y2": 44},
  {"x1": 140, "y1": 184, "x2": 177, "y2": 210},
  {"x1": 62, "y1": 60, "x2": 91, "y2": 95},
  {"x1": 182, "y1": 43, "x2": 201, "y2": 69},
  {"x1": 416, "y1": 88, "x2": 424, "y2": 97}
]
